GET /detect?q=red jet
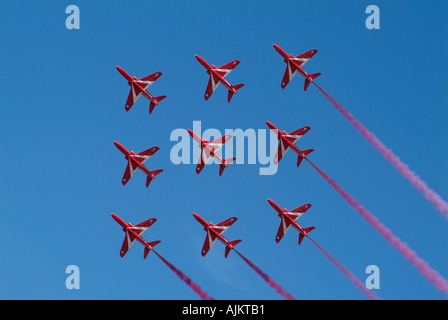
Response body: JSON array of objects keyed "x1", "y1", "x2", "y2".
[
  {"x1": 195, "y1": 55, "x2": 245, "y2": 102},
  {"x1": 188, "y1": 130, "x2": 236, "y2": 176},
  {"x1": 193, "y1": 213, "x2": 242, "y2": 258},
  {"x1": 273, "y1": 44, "x2": 321, "y2": 91},
  {"x1": 113, "y1": 141, "x2": 163, "y2": 187},
  {"x1": 267, "y1": 199, "x2": 315, "y2": 245},
  {"x1": 111, "y1": 213, "x2": 161, "y2": 259},
  {"x1": 266, "y1": 121, "x2": 314, "y2": 167},
  {"x1": 116, "y1": 66, "x2": 167, "y2": 114}
]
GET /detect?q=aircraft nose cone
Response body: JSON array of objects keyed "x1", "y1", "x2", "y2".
[
  {"x1": 111, "y1": 213, "x2": 125, "y2": 226},
  {"x1": 265, "y1": 121, "x2": 277, "y2": 131}
]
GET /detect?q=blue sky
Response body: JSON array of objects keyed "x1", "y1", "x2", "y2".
[{"x1": 1, "y1": 1, "x2": 447, "y2": 300}]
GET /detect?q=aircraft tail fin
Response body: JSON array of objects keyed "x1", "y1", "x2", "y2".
[
  {"x1": 149, "y1": 95, "x2": 167, "y2": 114},
  {"x1": 225, "y1": 240, "x2": 242, "y2": 258},
  {"x1": 298, "y1": 227, "x2": 315, "y2": 245},
  {"x1": 144, "y1": 240, "x2": 161, "y2": 259},
  {"x1": 227, "y1": 84, "x2": 245, "y2": 102},
  {"x1": 297, "y1": 149, "x2": 314, "y2": 167},
  {"x1": 219, "y1": 158, "x2": 236, "y2": 176}
]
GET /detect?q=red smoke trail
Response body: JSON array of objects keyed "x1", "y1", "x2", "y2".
[
  {"x1": 307, "y1": 236, "x2": 380, "y2": 300},
  {"x1": 233, "y1": 249, "x2": 296, "y2": 300},
  {"x1": 152, "y1": 250, "x2": 215, "y2": 300},
  {"x1": 314, "y1": 83, "x2": 448, "y2": 220},
  {"x1": 305, "y1": 158, "x2": 448, "y2": 297}
]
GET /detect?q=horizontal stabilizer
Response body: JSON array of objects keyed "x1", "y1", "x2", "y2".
[
  {"x1": 145, "y1": 169, "x2": 163, "y2": 187},
  {"x1": 225, "y1": 240, "x2": 242, "y2": 258},
  {"x1": 219, "y1": 158, "x2": 236, "y2": 176},
  {"x1": 297, "y1": 149, "x2": 314, "y2": 167},
  {"x1": 144, "y1": 240, "x2": 161, "y2": 259},
  {"x1": 304, "y1": 227, "x2": 315, "y2": 234},
  {"x1": 152, "y1": 169, "x2": 164, "y2": 176},
  {"x1": 227, "y1": 84, "x2": 245, "y2": 102},
  {"x1": 298, "y1": 227, "x2": 315, "y2": 245},
  {"x1": 310, "y1": 73, "x2": 321, "y2": 81},
  {"x1": 298, "y1": 233, "x2": 305, "y2": 245},
  {"x1": 149, "y1": 95, "x2": 167, "y2": 114},
  {"x1": 304, "y1": 73, "x2": 321, "y2": 91},
  {"x1": 304, "y1": 79, "x2": 311, "y2": 92}
]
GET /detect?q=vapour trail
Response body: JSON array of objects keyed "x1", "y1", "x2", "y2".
[
  {"x1": 314, "y1": 83, "x2": 448, "y2": 220},
  {"x1": 307, "y1": 236, "x2": 380, "y2": 300},
  {"x1": 305, "y1": 157, "x2": 448, "y2": 297},
  {"x1": 233, "y1": 249, "x2": 296, "y2": 300},
  {"x1": 152, "y1": 250, "x2": 215, "y2": 300}
]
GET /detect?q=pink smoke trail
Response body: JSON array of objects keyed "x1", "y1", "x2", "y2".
[
  {"x1": 152, "y1": 250, "x2": 214, "y2": 300},
  {"x1": 233, "y1": 249, "x2": 296, "y2": 300},
  {"x1": 307, "y1": 236, "x2": 380, "y2": 300},
  {"x1": 306, "y1": 158, "x2": 448, "y2": 297},
  {"x1": 314, "y1": 83, "x2": 448, "y2": 220}
]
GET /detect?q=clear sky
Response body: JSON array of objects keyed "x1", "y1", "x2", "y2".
[{"x1": 1, "y1": 1, "x2": 447, "y2": 300}]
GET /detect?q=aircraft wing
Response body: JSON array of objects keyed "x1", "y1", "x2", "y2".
[
  {"x1": 130, "y1": 217, "x2": 157, "y2": 236},
  {"x1": 122, "y1": 158, "x2": 140, "y2": 185},
  {"x1": 119, "y1": 229, "x2": 138, "y2": 257},
  {"x1": 280, "y1": 61, "x2": 299, "y2": 89},
  {"x1": 286, "y1": 126, "x2": 311, "y2": 139},
  {"x1": 125, "y1": 82, "x2": 149, "y2": 111},
  {"x1": 138, "y1": 72, "x2": 162, "y2": 84},
  {"x1": 195, "y1": 147, "x2": 214, "y2": 174},
  {"x1": 132, "y1": 146, "x2": 160, "y2": 165},
  {"x1": 214, "y1": 60, "x2": 240, "y2": 78},
  {"x1": 213, "y1": 217, "x2": 237, "y2": 233},
  {"x1": 204, "y1": 73, "x2": 222, "y2": 100},
  {"x1": 290, "y1": 203, "x2": 312, "y2": 215},
  {"x1": 285, "y1": 204, "x2": 312, "y2": 222},
  {"x1": 275, "y1": 215, "x2": 294, "y2": 243},
  {"x1": 201, "y1": 229, "x2": 219, "y2": 257},
  {"x1": 293, "y1": 49, "x2": 318, "y2": 67},
  {"x1": 274, "y1": 136, "x2": 294, "y2": 165}
]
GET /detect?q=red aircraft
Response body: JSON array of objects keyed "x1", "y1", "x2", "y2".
[
  {"x1": 273, "y1": 44, "x2": 321, "y2": 91},
  {"x1": 113, "y1": 141, "x2": 163, "y2": 187},
  {"x1": 111, "y1": 213, "x2": 161, "y2": 259},
  {"x1": 116, "y1": 66, "x2": 167, "y2": 114},
  {"x1": 195, "y1": 55, "x2": 245, "y2": 102},
  {"x1": 267, "y1": 199, "x2": 315, "y2": 245},
  {"x1": 193, "y1": 213, "x2": 242, "y2": 258},
  {"x1": 188, "y1": 130, "x2": 236, "y2": 176},
  {"x1": 266, "y1": 121, "x2": 314, "y2": 167}
]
